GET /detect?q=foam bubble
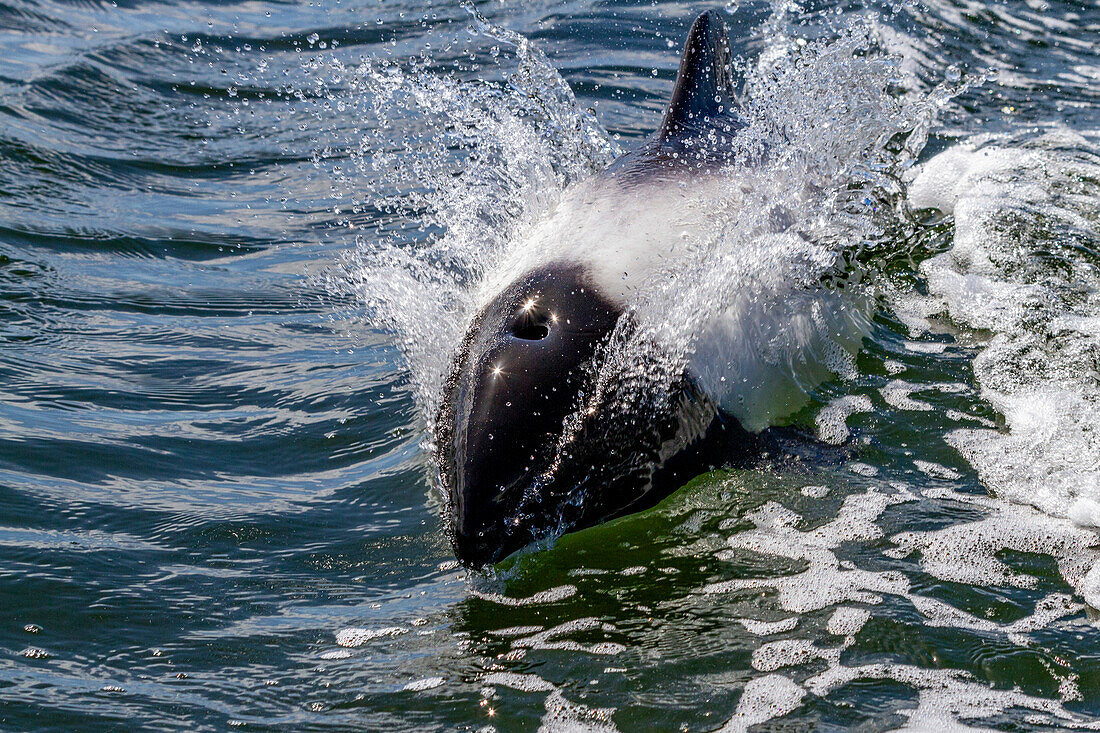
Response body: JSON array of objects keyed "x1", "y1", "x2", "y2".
[
  {"x1": 885, "y1": 359, "x2": 907, "y2": 374},
  {"x1": 816, "y1": 395, "x2": 874, "y2": 444},
  {"x1": 488, "y1": 625, "x2": 544, "y2": 637},
  {"x1": 906, "y1": 146, "x2": 1025, "y2": 213},
  {"x1": 707, "y1": 492, "x2": 912, "y2": 612},
  {"x1": 719, "y1": 675, "x2": 805, "y2": 732},
  {"x1": 826, "y1": 607, "x2": 871, "y2": 636},
  {"x1": 540, "y1": 689, "x2": 618, "y2": 732},
  {"x1": 811, "y1": 663, "x2": 1081, "y2": 727},
  {"x1": 471, "y1": 585, "x2": 578, "y2": 607},
  {"x1": 904, "y1": 341, "x2": 947, "y2": 354},
  {"x1": 849, "y1": 462, "x2": 879, "y2": 477},
  {"x1": 335, "y1": 626, "x2": 407, "y2": 648},
  {"x1": 890, "y1": 503, "x2": 1099, "y2": 603},
  {"x1": 751, "y1": 639, "x2": 840, "y2": 672},
  {"x1": 912, "y1": 460, "x2": 962, "y2": 481},
  {"x1": 483, "y1": 672, "x2": 555, "y2": 693},
  {"x1": 319, "y1": 649, "x2": 354, "y2": 660},
  {"x1": 738, "y1": 617, "x2": 800, "y2": 636},
  {"x1": 881, "y1": 380, "x2": 933, "y2": 412},
  {"x1": 403, "y1": 677, "x2": 445, "y2": 692},
  {"x1": 513, "y1": 618, "x2": 625, "y2": 656},
  {"x1": 910, "y1": 593, "x2": 1081, "y2": 646}
]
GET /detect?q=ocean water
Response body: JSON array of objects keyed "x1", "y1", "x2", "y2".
[{"x1": 1, "y1": 0, "x2": 1099, "y2": 730}]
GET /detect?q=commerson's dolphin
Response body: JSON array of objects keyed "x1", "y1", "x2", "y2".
[{"x1": 436, "y1": 10, "x2": 860, "y2": 567}]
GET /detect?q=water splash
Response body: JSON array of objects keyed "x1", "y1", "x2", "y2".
[
  {"x1": 311, "y1": 14, "x2": 617, "y2": 426},
  {"x1": 307, "y1": 5, "x2": 962, "y2": 436}
]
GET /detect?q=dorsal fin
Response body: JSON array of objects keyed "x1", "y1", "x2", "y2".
[{"x1": 658, "y1": 10, "x2": 739, "y2": 140}]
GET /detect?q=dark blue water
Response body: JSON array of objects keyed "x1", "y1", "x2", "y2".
[{"x1": 1, "y1": 0, "x2": 1099, "y2": 730}]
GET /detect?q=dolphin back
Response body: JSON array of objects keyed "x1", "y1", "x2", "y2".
[
  {"x1": 605, "y1": 10, "x2": 745, "y2": 180},
  {"x1": 658, "y1": 10, "x2": 742, "y2": 141}
]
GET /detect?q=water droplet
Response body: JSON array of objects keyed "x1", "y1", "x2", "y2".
[{"x1": 945, "y1": 65, "x2": 961, "y2": 83}]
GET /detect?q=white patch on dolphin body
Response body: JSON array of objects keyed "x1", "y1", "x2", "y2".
[{"x1": 475, "y1": 166, "x2": 871, "y2": 432}]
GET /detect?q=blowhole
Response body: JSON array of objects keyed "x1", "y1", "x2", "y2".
[
  {"x1": 512, "y1": 302, "x2": 552, "y2": 341},
  {"x1": 513, "y1": 317, "x2": 550, "y2": 341}
]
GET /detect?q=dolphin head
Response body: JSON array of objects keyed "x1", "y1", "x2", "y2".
[
  {"x1": 436, "y1": 263, "x2": 731, "y2": 567},
  {"x1": 436, "y1": 264, "x2": 618, "y2": 566}
]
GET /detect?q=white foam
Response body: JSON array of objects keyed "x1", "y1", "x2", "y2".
[
  {"x1": 904, "y1": 341, "x2": 947, "y2": 354},
  {"x1": 911, "y1": 592, "x2": 1081, "y2": 646},
  {"x1": 816, "y1": 395, "x2": 874, "y2": 444},
  {"x1": 826, "y1": 606, "x2": 871, "y2": 636},
  {"x1": 949, "y1": 389, "x2": 1100, "y2": 526},
  {"x1": 718, "y1": 485, "x2": 1095, "y2": 729},
  {"x1": 707, "y1": 492, "x2": 912, "y2": 612},
  {"x1": 900, "y1": 137, "x2": 1100, "y2": 608},
  {"x1": 718, "y1": 675, "x2": 805, "y2": 732},
  {"x1": 912, "y1": 460, "x2": 962, "y2": 481},
  {"x1": 471, "y1": 585, "x2": 578, "y2": 607},
  {"x1": 738, "y1": 617, "x2": 800, "y2": 636},
  {"x1": 906, "y1": 146, "x2": 1026, "y2": 213},
  {"x1": 403, "y1": 677, "x2": 445, "y2": 692},
  {"x1": 890, "y1": 502, "x2": 1100, "y2": 604},
  {"x1": 881, "y1": 380, "x2": 933, "y2": 412},
  {"x1": 540, "y1": 689, "x2": 618, "y2": 732},
  {"x1": 806, "y1": 662, "x2": 1094, "y2": 731},
  {"x1": 751, "y1": 639, "x2": 840, "y2": 672},
  {"x1": 568, "y1": 568, "x2": 609, "y2": 577},
  {"x1": 513, "y1": 618, "x2": 625, "y2": 656},
  {"x1": 334, "y1": 626, "x2": 407, "y2": 648},
  {"x1": 849, "y1": 462, "x2": 879, "y2": 477},
  {"x1": 319, "y1": 649, "x2": 354, "y2": 660},
  {"x1": 488, "y1": 625, "x2": 544, "y2": 637},
  {"x1": 885, "y1": 359, "x2": 907, "y2": 374},
  {"x1": 484, "y1": 672, "x2": 555, "y2": 693},
  {"x1": 905, "y1": 140, "x2": 1100, "y2": 536}
]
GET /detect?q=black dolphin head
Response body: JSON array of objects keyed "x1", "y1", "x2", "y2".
[
  {"x1": 435, "y1": 264, "x2": 739, "y2": 567},
  {"x1": 435, "y1": 264, "x2": 618, "y2": 566}
]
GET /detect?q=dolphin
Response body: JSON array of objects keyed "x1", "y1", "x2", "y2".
[{"x1": 435, "y1": 10, "x2": 858, "y2": 567}]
